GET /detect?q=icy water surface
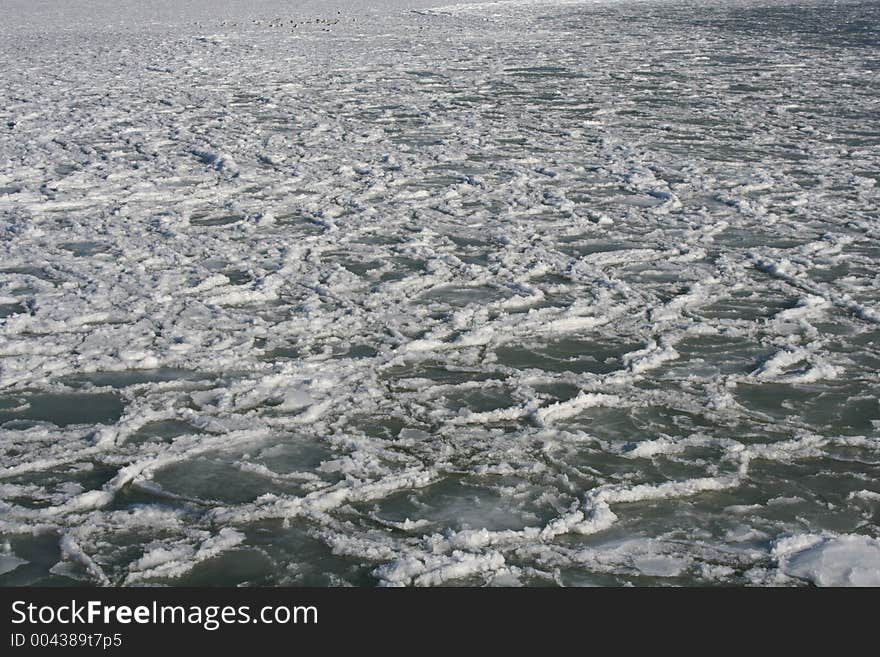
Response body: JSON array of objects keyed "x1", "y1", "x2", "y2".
[{"x1": 1, "y1": 0, "x2": 880, "y2": 586}]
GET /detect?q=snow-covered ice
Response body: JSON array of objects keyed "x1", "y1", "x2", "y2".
[{"x1": 1, "y1": 0, "x2": 879, "y2": 586}]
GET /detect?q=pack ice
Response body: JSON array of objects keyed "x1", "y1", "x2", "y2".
[{"x1": 1, "y1": 0, "x2": 879, "y2": 586}]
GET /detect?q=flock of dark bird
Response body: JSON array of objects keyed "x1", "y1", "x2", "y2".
[
  {"x1": 194, "y1": 11, "x2": 437, "y2": 34},
  {"x1": 200, "y1": 11, "x2": 352, "y2": 32}
]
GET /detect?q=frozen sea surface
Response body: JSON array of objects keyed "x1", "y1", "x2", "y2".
[{"x1": 1, "y1": 0, "x2": 879, "y2": 586}]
